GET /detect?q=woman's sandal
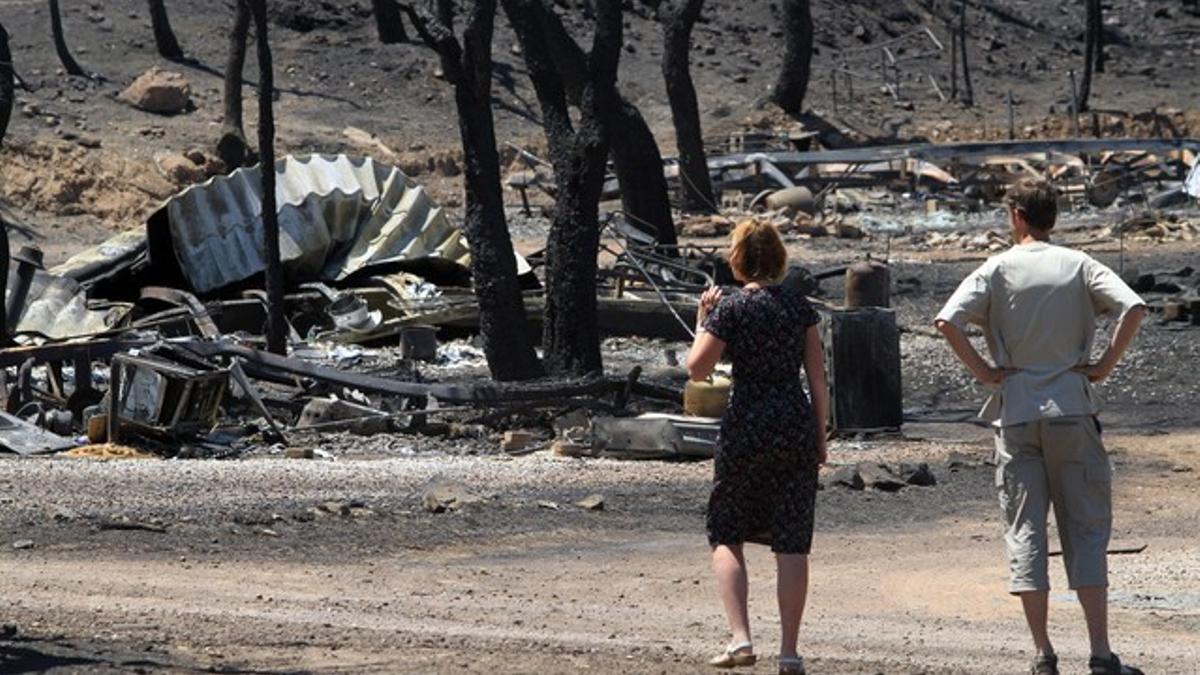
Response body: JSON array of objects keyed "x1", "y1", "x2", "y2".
[
  {"x1": 708, "y1": 641, "x2": 756, "y2": 668},
  {"x1": 778, "y1": 655, "x2": 807, "y2": 675}
]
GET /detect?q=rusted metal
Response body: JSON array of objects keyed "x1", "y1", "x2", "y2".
[{"x1": 108, "y1": 349, "x2": 229, "y2": 440}]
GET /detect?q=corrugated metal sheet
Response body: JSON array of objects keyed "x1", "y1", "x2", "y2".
[
  {"x1": 6, "y1": 268, "x2": 130, "y2": 340},
  {"x1": 156, "y1": 154, "x2": 497, "y2": 294},
  {"x1": 1186, "y1": 161, "x2": 1200, "y2": 198}
]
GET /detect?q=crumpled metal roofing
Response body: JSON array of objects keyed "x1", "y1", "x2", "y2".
[
  {"x1": 154, "y1": 154, "x2": 512, "y2": 294},
  {"x1": 6, "y1": 267, "x2": 130, "y2": 340},
  {"x1": 1186, "y1": 161, "x2": 1200, "y2": 199}
]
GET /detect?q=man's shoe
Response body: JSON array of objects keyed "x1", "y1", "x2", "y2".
[
  {"x1": 1088, "y1": 652, "x2": 1144, "y2": 675},
  {"x1": 1031, "y1": 652, "x2": 1059, "y2": 675}
]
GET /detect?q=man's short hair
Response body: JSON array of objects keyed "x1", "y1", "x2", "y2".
[{"x1": 1004, "y1": 178, "x2": 1058, "y2": 231}]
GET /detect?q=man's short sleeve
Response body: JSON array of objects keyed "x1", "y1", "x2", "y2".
[
  {"x1": 1086, "y1": 258, "x2": 1145, "y2": 318},
  {"x1": 935, "y1": 265, "x2": 991, "y2": 328}
]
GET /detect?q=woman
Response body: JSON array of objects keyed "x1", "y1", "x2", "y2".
[{"x1": 686, "y1": 220, "x2": 829, "y2": 675}]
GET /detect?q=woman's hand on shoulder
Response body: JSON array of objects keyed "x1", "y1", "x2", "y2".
[{"x1": 698, "y1": 286, "x2": 723, "y2": 322}]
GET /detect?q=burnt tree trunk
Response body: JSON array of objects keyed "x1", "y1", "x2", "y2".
[
  {"x1": 402, "y1": 0, "x2": 542, "y2": 381},
  {"x1": 372, "y1": 0, "x2": 409, "y2": 43},
  {"x1": 502, "y1": 0, "x2": 622, "y2": 376},
  {"x1": 957, "y1": 0, "x2": 974, "y2": 106},
  {"x1": 218, "y1": 1, "x2": 252, "y2": 169},
  {"x1": 537, "y1": 7, "x2": 677, "y2": 250},
  {"x1": 246, "y1": 0, "x2": 286, "y2": 355},
  {"x1": 771, "y1": 0, "x2": 812, "y2": 116},
  {"x1": 147, "y1": 0, "x2": 185, "y2": 62},
  {"x1": 1079, "y1": 0, "x2": 1100, "y2": 111},
  {"x1": 0, "y1": 23, "x2": 13, "y2": 144},
  {"x1": 660, "y1": 0, "x2": 715, "y2": 213},
  {"x1": 49, "y1": 0, "x2": 87, "y2": 77},
  {"x1": 1093, "y1": 0, "x2": 1105, "y2": 73}
]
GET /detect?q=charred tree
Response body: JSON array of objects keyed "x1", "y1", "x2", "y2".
[
  {"x1": 218, "y1": 1, "x2": 253, "y2": 169},
  {"x1": 501, "y1": 0, "x2": 622, "y2": 376},
  {"x1": 660, "y1": 0, "x2": 715, "y2": 213},
  {"x1": 245, "y1": 0, "x2": 286, "y2": 355},
  {"x1": 147, "y1": 0, "x2": 185, "y2": 62},
  {"x1": 401, "y1": 0, "x2": 542, "y2": 381},
  {"x1": 957, "y1": 0, "x2": 974, "y2": 106},
  {"x1": 771, "y1": 0, "x2": 812, "y2": 116},
  {"x1": 49, "y1": 0, "x2": 88, "y2": 77},
  {"x1": 0, "y1": 23, "x2": 13, "y2": 145},
  {"x1": 1078, "y1": 0, "x2": 1100, "y2": 111},
  {"x1": 537, "y1": 6, "x2": 677, "y2": 249},
  {"x1": 372, "y1": 0, "x2": 409, "y2": 43}
]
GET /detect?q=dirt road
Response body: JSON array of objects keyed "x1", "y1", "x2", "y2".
[{"x1": 3, "y1": 430, "x2": 1198, "y2": 674}]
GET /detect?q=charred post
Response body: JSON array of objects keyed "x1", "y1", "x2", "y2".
[
  {"x1": 402, "y1": 0, "x2": 542, "y2": 381},
  {"x1": 147, "y1": 0, "x2": 186, "y2": 62},
  {"x1": 218, "y1": 1, "x2": 253, "y2": 169},
  {"x1": 245, "y1": 0, "x2": 286, "y2": 355},
  {"x1": 770, "y1": 0, "x2": 813, "y2": 116},
  {"x1": 1078, "y1": 0, "x2": 1100, "y2": 111},
  {"x1": 537, "y1": 7, "x2": 678, "y2": 250},
  {"x1": 372, "y1": 0, "x2": 409, "y2": 44},
  {"x1": 660, "y1": 0, "x2": 716, "y2": 213},
  {"x1": 502, "y1": 0, "x2": 622, "y2": 376},
  {"x1": 957, "y1": 0, "x2": 973, "y2": 107},
  {"x1": 0, "y1": 23, "x2": 13, "y2": 145},
  {"x1": 49, "y1": 0, "x2": 88, "y2": 78}
]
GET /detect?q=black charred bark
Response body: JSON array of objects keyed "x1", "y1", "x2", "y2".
[
  {"x1": 771, "y1": 0, "x2": 812, "y2": 116},
  {"x1": 218, "y1": 1, "x2": 252, "y2": 169},
  {"x1": 147, "y1": 0, "x2": 185, "y2": 62},
  {"x1": 957, "y1": 0, "x2": 974, "y2": 106},
  {"x1": 1079, "y1": 0, "x2": 1100, "y2": 111},
  {"x1": 502, "y1": 0, "x2": 622, "y2": 376},
  {"x1": 246, "y1": 0, "x2": 286, "y2": 355},
  {"x1": 49, "y1": 0, "x2": 87, "y2": 77},
  {"x1": 372, "y1": 0, "x2": 409, "y2": 43},
  {"x1": 403, "y1": 0, "x2": 542, "y2": 381},
  {"x1": 660, "y1": 0, "x2": 715, "y2": 213},
  {"x1": 0, "y1": 23, "x2": 13, "y2": 145},
  {"x1": 537, "y1": 6, "x2": 677, "y2": 249}
]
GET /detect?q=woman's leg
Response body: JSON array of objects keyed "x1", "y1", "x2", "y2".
[
  {"x1": 712, "y1": 543, "x2": 752, "y2": 647},
  {"x1": 776, "y1": 553, "x2": 809, "y2": 658}
]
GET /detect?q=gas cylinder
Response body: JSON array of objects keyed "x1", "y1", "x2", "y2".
[
  {"x1": 684, "y1": 376, "x2": 731, "y2": 419},
  {"x1": 844, "y1": 258, "x2": 890, "y2": 309}
]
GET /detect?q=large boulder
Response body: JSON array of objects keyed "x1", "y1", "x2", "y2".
[{"x1": 120, "y1": 67, "x2": 193, "y2": 114}]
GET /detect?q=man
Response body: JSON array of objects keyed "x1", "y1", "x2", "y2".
[{"x1": 934, "y1": 178, "x2": 1146, "y2": 675}]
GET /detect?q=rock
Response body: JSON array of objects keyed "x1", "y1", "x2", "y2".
[
  {"x1": 155, "y1": 153, "x2": 206, "y2": 185},
  {"x1": 829, "y1": 465, "x2": 864, "y2": 490},
  {"x1": 501, "y1": 430, "x2": 536, "y2": 452},
  {"x1": 184, "y1": 148, "x2": 207, "y2": 165},
  {"x1": 575, "y1": 494, "x2": 605, "y2": 511},
  {"x1": 859, "y1": 463, "x2": 907, "y2": 492},
  {"x1": 552, "y1": 410, "x2": 590, "y2": 438},
  {"x1": 12, "y1": 539, "x2": 34, "y2": 550},
  {"x1": 422, "y1": 483, "x2": 482, "y2": 513},
  {"x1": 318, "y1": 501, "x2": 351, "y2": 517},
  {"x1": 119, "y1": 67, "x2": 193, "y2": 114},
  {"x1": 836, "y1": 223, "x2": 865, "y2": 240},
  {"x1": 900, "y1": 462, "x2": 938, "y2": 487},
  {"x1": 297, "y1": 397, "x2": 389, "y2": 436},
  {"x1": 284, "y1": 447, "x2": 314, "y2": 459},
  {"x1": 537, "y1": 500, "x2": 560, "y2": 510}
]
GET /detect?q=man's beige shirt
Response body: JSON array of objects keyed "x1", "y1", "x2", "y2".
[{"x1": 935, "y1": 242, "x2": 1144, "y2": 426}]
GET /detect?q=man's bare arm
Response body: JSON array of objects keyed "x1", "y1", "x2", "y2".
[
  {"x1": 1073, "y1": 305, "x2": 1146, "y2": 383},
  {"x1": 934, "y1": 319, "x2": 1016, "y2": 386}
]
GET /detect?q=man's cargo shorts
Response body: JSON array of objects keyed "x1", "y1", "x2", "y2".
[{"x1": 993, "y1": 415, "x2": 1112, "y2": 594}]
